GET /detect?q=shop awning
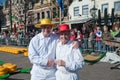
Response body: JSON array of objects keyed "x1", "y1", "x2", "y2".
[{"x1": 66, "y1": 18, "x2": 90, "y2": 24}]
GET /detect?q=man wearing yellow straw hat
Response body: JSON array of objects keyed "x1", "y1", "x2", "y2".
[{"x1": 28, "y1": 18, "x2": 78, "y2": 80}]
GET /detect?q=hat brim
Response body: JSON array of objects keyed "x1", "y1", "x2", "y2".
[
  {"x1": 35, "y1": 23, "x2": 57, "y2": 28},
  {"x1": 59, "y1": 30, "x2": 70, "y2": 33}
]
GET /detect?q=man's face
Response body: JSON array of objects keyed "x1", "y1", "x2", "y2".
[
  {"x1": 41, "y1": 25, "x2": 52, "y2": 37},
  {"x1": 59, "y1": 31, "x2": 70, "y2": 44}
]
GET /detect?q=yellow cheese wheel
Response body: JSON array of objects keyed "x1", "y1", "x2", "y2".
[
  {"x1": 0, "y1": 71, "x2": 7, "y2": 75},
  {"x1": 0, "y1": 66, "x2": 8, "y2": 72},
  {"x1": 2, "y1": 63, "x2": 17, "y2": 72},
  {"x1": 24, "y1": 52, "x2": 28, "y2": 57},
  {"x1": 0, "y1": 66, "x2": 8, "y2": 75}
]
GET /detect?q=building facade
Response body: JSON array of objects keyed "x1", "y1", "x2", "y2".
[
  {"x1": 3, "y1": 0, "x2": 34, "y2": 32},
  {"x1": 68, "y1": 0, "x2": 120, "y2": 28},
  {"x1": 2, "y1": 0, "x2": 120, "y2": 32}
]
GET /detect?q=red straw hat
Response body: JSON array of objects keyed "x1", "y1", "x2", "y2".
[{"x1": 59, "y1": 24, "x2": 70, "y2": 32}]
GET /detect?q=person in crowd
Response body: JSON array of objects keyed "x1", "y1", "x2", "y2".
[
  {"x1": 82, "y1": 24, "x2": 90, "y2": 52},
  {"x1": 76, "y1": 30, "x2": 83, "y2": 48},
  {"x1": 18, "y1": 31, "x2": 23, "y2": 46},
  {"x1": 110, "y1": 22, "x2": 120, "y2": 51},
  {"x1": 55, "y1": 24, "x2": 84, "y2": 80},
  {"x1": 89, "y1": 30, "x2": 96, "y2": 51},
  {"x1": 95, "y1": 26, "x2": 102, "y2": 54},
  {"x1": 28, "y1": 18, "x2": 79, "y2": 80},
  {"x1": 3, "y1": 30, "x2": 10, "y2": 45},
  {"x1": 102, "y1": 25, "x2": 113, "y2": 52},
  {"x1": 52, "y1": 28, "x2": 59, "y2": 35},
  {"x1": 10, "y1": 32, "x2": 16, "y2": 45},
  {"x1": 111, "y1": 22, "x2": 120, "y2": 38},
  {"x1": 70, "y1": 30, "x2": 77, "y2": 41}
]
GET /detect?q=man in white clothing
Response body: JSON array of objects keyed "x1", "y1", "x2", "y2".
[
  {"x1": 55, "y1": 24, "x2": 84, "y2": 80},
  {"x1": 28, "y1": 18, "x2": 58, "y2": 80},
  {"x1": 28, "y1": 19, "x2": 79, "y2": 80}
]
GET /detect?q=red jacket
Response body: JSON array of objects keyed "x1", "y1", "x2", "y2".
[{"x1": 70, "y1": 35, "x2": 76, "y2": 41}]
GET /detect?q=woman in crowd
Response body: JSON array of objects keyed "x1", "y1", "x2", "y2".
[{"x1": 102, "y1": 25, "x2": 113, "y2": 52}]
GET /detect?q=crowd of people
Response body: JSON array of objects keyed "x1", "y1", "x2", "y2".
[
  {"x1": 65, "y1": 22, "x2": 120, "y2": 53},
  {"x1": 0, "y1": 29, "x2": 39, "y2": 46},
  {"x1": 0, "y1": 19, "x2": 120, "y2": 53}
]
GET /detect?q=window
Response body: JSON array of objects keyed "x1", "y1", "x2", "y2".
[
  {"x1": 114, "y1": 1, "x2": 120, "y2": 12},
  {"x1": 82, "y1": 5, "x2": 88, "y2": 15},
  {"x1": 102, "y1": 3, "x2": 108, "y2": 13},
  {"x1": 42, "y1": 12, "x2": 45, "y2": 19},
  {"x1": 53, "y1": 8, "x2": 56, "y2": 18},
  {"x1": 74, "y1": 7, "x2": 79, "y2": 16},
  {"x1": 46, "y1": 11, "x2": 50, "y2": 19},
  {"x1": 64, "y1": 5, "x2": 68, "y2": 17},
  {"x1": 37, "y1": 13, "x2": 40, "y2": 22},
  {"x1": 41, "y1": 0, "x2": 44, "y2": 4}
]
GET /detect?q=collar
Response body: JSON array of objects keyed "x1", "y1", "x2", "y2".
[
  {"x1": 59, "y1": 40, "x2": 72, "y2": 47},
  {"x1": 39, "y1": 32, "x2": 52, "y2": 40}
]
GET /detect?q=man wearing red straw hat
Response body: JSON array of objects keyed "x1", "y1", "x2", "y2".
[
  {"x1": 55, "y1": 24, "x2": 84, "y2": 80},
  {"x1": 28, "y1": 18, "x2": 79, "y2": 80}
]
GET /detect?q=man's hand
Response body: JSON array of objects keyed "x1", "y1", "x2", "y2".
[
  {"x1": 47, "y1": 59, "x2": 55, "y2": 67},
  {"x1": 72, "y1": 41, "x2": 79, "y2": 49},
  {"x1": 56, "y1": 60, "x2": 66, "y2": 66}
]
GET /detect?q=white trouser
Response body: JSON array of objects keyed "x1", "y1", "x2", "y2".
[
  {"x1": 30, "y1": 66, "x2": 56, "y2": 80},
  {"x1": 31, "y1": 75, "x2": 55, "y2": 80},
  {"x1": 55, "y1": 70, "x2": 78, "y2": 80}
]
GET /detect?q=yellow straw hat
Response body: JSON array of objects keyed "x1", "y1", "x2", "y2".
[{"x1": 35, "y1": 18, "x2": 56, "y2": 28}]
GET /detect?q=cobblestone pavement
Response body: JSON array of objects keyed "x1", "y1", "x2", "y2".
[{"x1": 0, "y1": 51, "x2": 120, "y2": 80}]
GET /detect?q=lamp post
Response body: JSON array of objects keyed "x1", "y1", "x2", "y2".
[
  {"x1": 24, "y1": 0, "x2": 30, "y2": 33},
  {"x1": 24, "y1": 2, "x2": 27, "y2": 33},
  {"x1": 9, "y1": 0, "x2": 12, "y2": 33},
  {"x1": 0, "y1": 6, "x2": 3, "y2": 33},
  {"x1": 90, "y1": 0, "x2": 97, "y2": 28}
]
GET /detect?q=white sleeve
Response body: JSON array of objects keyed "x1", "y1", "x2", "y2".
[
  {"x1": 65, "y1": 48, "x2": 84, "y2": 71},
  {"x1": 28, "y1": 38, "x2": 48, "y2": 67}
]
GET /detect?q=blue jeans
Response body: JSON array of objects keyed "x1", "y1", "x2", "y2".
[
  {"x1": 104, "y1": 44, "x2": 109, "y2": 52},
  {"x1": 96, "y1": 41, "x2": 101, "y2": 52},
  {"x1": 83, "y1": 38, "x2": 88, "y2": 51}
]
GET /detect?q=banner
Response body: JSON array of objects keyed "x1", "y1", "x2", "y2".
[{"x1": 57, "y1": 0, "x2": 64, "y2": 11}]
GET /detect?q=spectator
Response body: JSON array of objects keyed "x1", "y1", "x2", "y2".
[
  {"x1": 76, "y1": 30, "x2": 83, "y2": 48},
  {"x1": 82, "y1": 24, "x2": 89, "y2": 52},
  {"x1": 102, "y1": 25, "x2": 113, "y2": 52},
  {"x1": 70, "y1": 30, "x2": 77, "y2": 41},
  {"x1": 89, "y1": 30, "x2": 96, "y2": 51},
  {"x1": 95, "y1": 26, "x2": 102, "y2": 54}
]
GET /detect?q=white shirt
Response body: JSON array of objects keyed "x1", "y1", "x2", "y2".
[
  {"x1": 28, "y1": 32, "x2": 59, "y2": 71},
  {"x1": 56, "y1": 41, "x2": 84, "y2": 72}
]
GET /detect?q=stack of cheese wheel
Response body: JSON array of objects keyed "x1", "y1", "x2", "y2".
[
  {"x1": 24, "y1": 51, "x2": 28, "y2": 57},
  {"x1": 2, "y1": 63, "x2": 17, "y2": 73},
  {"x1": 0, "y1": 66, "x2": 8, "y2": 75}
]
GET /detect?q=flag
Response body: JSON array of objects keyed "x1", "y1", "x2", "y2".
[
  {"x1": 57, "y1": 0, "x2": 64, "y2": 11},
  {"x1": 0, "y1": 0, "x2": 7, "y2": 6}
]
